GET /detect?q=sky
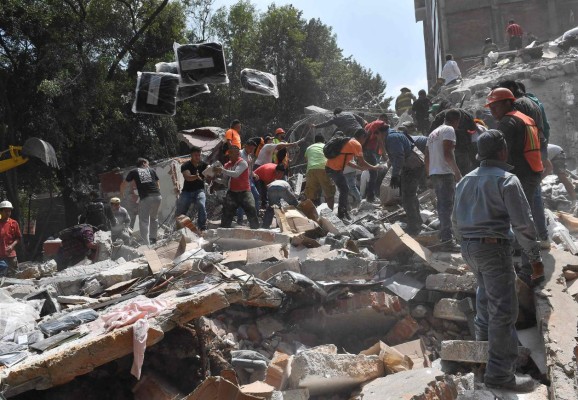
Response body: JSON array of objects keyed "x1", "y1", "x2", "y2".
[{"x1": 211, "y1": 0, "x2": 428, "y2": 98}]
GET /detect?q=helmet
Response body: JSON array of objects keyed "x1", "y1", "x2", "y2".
[
  {"x1": 110, "y1": 197, "x2": 121, "y2": 204},
  {"x1": 275, "y1": 128, "x2": 285, "y2": 135},
  {"x1": 400, "y1": 87, "x2": 411, "y2": 93},
  {"x1": 0, "y1": 201, "x2": 13, "y2": 209},
  {"x1": 485, "y1": 88, "x2": 516, "y2": 107}
]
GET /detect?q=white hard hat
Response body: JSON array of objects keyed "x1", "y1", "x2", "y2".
[{"x1": 0, "y1": 201, "x2": 13, "y2": 209}]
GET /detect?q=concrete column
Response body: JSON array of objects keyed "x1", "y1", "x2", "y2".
[{"x1": 424, "y1": 0, "x2": 436, "y2": 86}]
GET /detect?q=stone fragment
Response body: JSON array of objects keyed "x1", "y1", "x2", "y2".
[
  {"x1": 347, "y1": 224, "x2": 374, "y2": 240},
  {"x1": 433, "y1": 298, "x2": 469, "y2": 321},
  {"x1": 318, "y1": 208, "x2": 349, "y2": 235},
  {"x1": 264, "y1": 351, "x2": 292, "y2": 390},
  {"x1": 288, "y1": 351, "x2": 384, "y2": 396},
  {"x1": 256, "y1": 315, "x2": 285, "y2": 339},
  {"x1": 349, "y1": 368, "x2": 454, "y2": 400},
  {"x1": 457, "y1": 385, "x2": 548, "y2": 399},
  {"x1": 279, "y1": 389, "x2": 309, "y2": 400},
  {"x1": 240, "y1": 381, "x2": 275, "y2": 399},
  {"x1": 440, "y1": 340, "x2": 527, "y2": 363},
  {"x1": 426, "y1": 273, "x2": 477, "y2": 294},
  {"x1": 204, "y1": 228, "x2": 291, "y2": 250}
]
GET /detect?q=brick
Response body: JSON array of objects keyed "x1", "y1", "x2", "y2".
[
  {"x1": 289, "y1": 351, "x2": 384, "y2": 396},
  {"x1": 264, "y1": 352, "x2": 292, "y2": 390},
  {"x1": 426, "y1": 273, "x2": 477, "y2": 294},
  {"x1": 385, "y1": 315, "x2": 421, "y2": 345}
]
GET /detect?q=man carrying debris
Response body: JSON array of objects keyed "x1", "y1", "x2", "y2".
[
  {"x1": 506, "y1": 19, "x2": 523, "y2": 50},
  {"x1": 481, "y1": 38, "x2": 498, "y2": 60},
  {"x1": 441, "y1": 54, "x2": 461, "y2": 86},
  {"x1": 384, "y1": 126, "x2": 424, "y2": 235},
  {"x1": 215, "y1": 146, "x2": 260, "y2": 229},
  {"x1": 121, "y1": 158, "x2": 162, "y2": 245},
  {"x1": 110, "y1": 197, "x2": 131, "y2": 245},
  {"x1": 411, "y1": 90, "x2": 431, "y2": 135},
  {"x1": 452, "y1": 130, "x2": 542, "y2": 392},
  {"x1": 425, "y1": 110, "x2": 462, "y2": 249},
  {"x1": 262, "y1": 180, "x2": 299, "y2": 229},
  {"x1": 313, "y1": 108, "x2": 366, "y2": 136},
  {"x1": 177, "y1": 146, "x2": 208, "y2": 231},
  {"x1": 325, "y1": 129, "x2": 380, "y2": 221},
  {"x1": 485, "y1": 88, "x2": 544, "y2": 281},
  {"x1": 304, "y1": 135, "x2": 335, "y2": 209},
  {"x1": 363, "y1": 115, "x2": 389, "y2": 202},
  {"x1": 254, "y1": 163, "x2": 287, "y2": 210},
  {"x1": 0, "y1": 201, "x2": 21, "y2": 274},
  {"x1": 395, "y1": 88, "x2": 416, "y2": 117}
]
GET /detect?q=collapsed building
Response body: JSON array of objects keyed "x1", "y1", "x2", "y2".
[{"x1": 1, "y1": 35, "x2": 578, "y2": 400}]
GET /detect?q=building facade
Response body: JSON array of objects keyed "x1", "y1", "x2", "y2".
[{"x1": 415, "y1": 0, "x2": 578, "y2": 85}]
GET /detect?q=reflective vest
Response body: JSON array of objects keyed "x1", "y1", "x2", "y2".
[{"x1": 506, "y1": 110, "x2": 543, "y2": 173}]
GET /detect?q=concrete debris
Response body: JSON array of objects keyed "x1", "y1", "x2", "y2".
[
  {"x1": 426, "y1": 273, "x2": 477, "y2": 294},
  {"x1": 288, "y1": 350, "x2": 384, "y2": 396},
  {"x1": 440, "y1": 340, "x2": 528, "y2": 364}
]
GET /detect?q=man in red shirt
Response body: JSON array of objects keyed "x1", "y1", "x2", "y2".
[
  {"x1": 0, "y1": 201, "x2": 21, "y2": 274},
  {"x1": 326, "y1": 129, "x2": 381, "y2": 220},
  {"x1": 363, "y1": 114, "x2": 389, "y2": 202},
  {"x1": 253, "y1": 163, "x2": 286, "y2": 209},
  {"x1": 215, "y1": 146, "x2": 260, "y2": 229},
  {"x1": 506, "y1": 20, "x2": 523, "y2": 50}
]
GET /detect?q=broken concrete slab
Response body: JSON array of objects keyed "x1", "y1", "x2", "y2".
[
  {"x1": 185, "y1": 376, "x2": 262, "y2": 400},
  {"x1": 258, "y1": 258, "x2": 301, "y2": 281},
  {"x1": 223, "y1": 244, "x2": 287, "y2": 267},
  {"x1": 433, "y1": 298, "x2": 470, "y2": 322},
  {"x1": 349, "y1": 368, "x2": 455, "y2": 400},
  {"x1": 440, "y1": 340, "x2": 527, "y2": 364},
  {"x1": 535, "y1": 249, "x2": 578, "y2": 400},
  {"x1": 517, "y1": 327, "x2": 547, "y2": 375},
  {"x1": 457, "y1": 385, "x2": 548, "y2": 399},
  {"x1": 373, "y1": 224, "x2": 452, "y2": 273},
  {"x1": 383, "y1": 271, "x2": 424, "y2": 301},
  {"x1": 95, "y1": 261, "x2": 149, "y2": 288},
  {"x1": 318, "y1": 208, "x2": 348, "y2": 235},
  {"x1": 288, "y1": 350, "x2": 384, "y2": 396},
  {"x1": 299, "y1": 254, "x2": 376, "y2": 281},
  {"x1": 426, "y1": 273, "x2": 477, "y2": 294},
  {"x1": 204, "y1": 228, "x2": 291, "y2": 251}
]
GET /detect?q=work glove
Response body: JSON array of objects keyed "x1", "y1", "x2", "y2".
[{"x1": 390, "y1": 176, "x2": 401, "y2": 190}]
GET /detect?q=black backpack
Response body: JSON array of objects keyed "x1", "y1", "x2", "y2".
[
  {"x1": 85, "y1": 202, "x2": 108, "y2": 230},
  {"x1": 323, "y1": 136, "x2": 351, "y2": 159}
]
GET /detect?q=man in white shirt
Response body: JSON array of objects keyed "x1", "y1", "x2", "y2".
[
  {"x1": 546, "y1": 144, "x2": 576, "y2": 205},
  {"x1": 425, "y1": 109, "x2": 462, "y2": 250},
  {"x1": 441, "y1": 54, "x2": 462, "y2": 86},
  {"x1": 254, "y1": 137, "x2": 304, "y2": 169}
]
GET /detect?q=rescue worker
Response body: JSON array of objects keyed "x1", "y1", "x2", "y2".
[
  {"x1": 110, "y1": 198, "x2": 132, "y2": 245},
  {"x1": 0, "y1": 201, "x2": 21, "y2": 274},
  {"x1": 304, "y1": 135, "x2": 336, "y2": 209},
  {"x1": 395, "y1": 88, "x2": 416, "y2": 117},
  {"x1": 313, "y1": 108, "x2": 366, "y2": 136},
  {"x1": 453, "y1": 130, "x2": 540, "y2": 393},
  {"x1": 262, "y1": 180, "x2": 299, "y2": 229},
  {"x1": 177, "y1": 146, "x2": 208, "y2": 231},
  {"x1": 363, "y1": 114, "x2": 389, "y2": 202},
  {"x1": 506, "y1": 19, "x2": 524, "y2": 50},
  {"x1": 411, "y1": 90, "x2": 431, "y2": 135}
]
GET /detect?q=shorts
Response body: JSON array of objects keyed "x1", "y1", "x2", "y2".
[
  {"x1": 552, "y1": 153, "x2": 567, "y2": 174},
  {"x1": 305, "y1": 169, "x2": 336, "y2": 199}
]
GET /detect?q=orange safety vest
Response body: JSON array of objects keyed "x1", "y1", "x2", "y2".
[{"x1": 506, "y1": 110, "x2": 543, "y2": 173}]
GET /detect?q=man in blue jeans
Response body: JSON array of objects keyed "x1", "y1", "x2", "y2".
[
  {"x1": 425, "y1": 109, "x2": 463, "y2": 250},
  {"x1": 177, "y1": 146, "x2": 208, "y2": 231},
  {"x1": 262, "y1": 180, "x2": 299, "y2": 228},
  {"x1": 453, "y1": 130, "x2": 543, "y2": 392}
]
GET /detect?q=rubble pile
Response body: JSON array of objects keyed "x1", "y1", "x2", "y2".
[{"x1": 0, "y1": 191, "x2": 575, "y2": 400}]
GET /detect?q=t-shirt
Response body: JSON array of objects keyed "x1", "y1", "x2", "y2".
[
  {"x1": 254, "y1": 163, "x2": 278, "y2": 185},
  {"x1": 426, "y1": 125, "x2": 456, "y2": 175},
  {"x1": 326, "y1": 139, "x2": 363, "y2": 171},
  {"x1": 0, "y1": 218, "x2": 21, "y2": 258},
  {"x1": 254, "y1": 143, "x2": 278, "y2": 166},
  {"x1": 225, "y1": 128, "x2": 241, "y2": 149},
  {"x1": 181, "y1": 161, "x2": 208, "y2": 192},
  {"x1": 305, "y1": 143, "x2": 327, "y2": 171},
  {"x1": 548, "y1": 144, "x2": 564, "y2": 160},
  {"x1": 441, "y1": 60, "x2": 461, "y2": 84},
  {"x1": 126, "y1": 167, "x2": 160, "y2": 199}
]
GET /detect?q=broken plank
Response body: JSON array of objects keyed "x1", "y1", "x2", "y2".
[{"x1": 144, "y1": 249, "x2": 165, "y2": 274}]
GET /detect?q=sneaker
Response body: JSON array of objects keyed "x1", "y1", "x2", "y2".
[
  {"x1": 540, "y1": 239, "x2": 551, "y2": 250},
  {"x1": 485, "y1": 375, "x2": 535, "y2": 392}
]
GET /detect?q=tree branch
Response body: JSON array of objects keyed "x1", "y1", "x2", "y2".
[{"x1": 106, "y1": 0, "x2": 169, "y2": 81}]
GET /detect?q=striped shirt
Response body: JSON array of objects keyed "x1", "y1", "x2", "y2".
[{"x1": 506, "y1": 23, "x2": 523, "y2": 37}]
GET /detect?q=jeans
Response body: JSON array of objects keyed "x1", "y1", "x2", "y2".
[
  {"x1": 344, "y1": 172, "x2": 361, "y2": 207},
  {"x1": 431, "y1": 174, "x2": 455, "y2": 241},
  {"x1": 462, "y1": 240, "x2": 518, "y2": 385},
  {"x1": 221, "y1": 191, "x2": 260, "y2": 229},
  {"x1": 326, "y1": 167, "x2": 349, "y2": 214},
  {"x1": 138, "y1": 194, "x2": 162, "y2": 245},
  {"x1": 177, "y1": 189, "x2": 207, "y2": 230},
  {"x1": 401, "y1": 168, "x2": 423, "y2": 234},
  {"x1": 262, "y1": 186, "x2": 299, "y2": 228},
  {"x1": 518, "y1": 173, "x2": 541, "y2": 273},
  {"x1": 532, "y1": 186, "x2": 548, "y2": 240},
  {"x1": 256, "y1": 179, "x2": 268, "y2": 209},
  {"x1": 364, "y1": 150, "x2": 379, "y2": 201},
  {"x1": 237, "y1": 180, "x2": 260, "y2": 222}
]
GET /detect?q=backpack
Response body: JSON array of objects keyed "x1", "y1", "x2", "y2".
[
  {"x1": 59, "y1": 225, "x2": 88, "y2": 242},
  {"x1": 323, "y1": 136, "x2": 351, "y2": 159},
  {"x1": 85, "y1": 202, "x2": 108, "y2": 230}
]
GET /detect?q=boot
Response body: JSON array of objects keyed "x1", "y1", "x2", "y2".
[{"x1": 485, "y1": 375, "x2": 535, "y2": 392}]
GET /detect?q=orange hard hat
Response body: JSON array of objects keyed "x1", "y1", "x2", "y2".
[
  {"x1": 485, "y1": 88, "x2": 516, "y2": 107},
  {"x1": 275, "y1": 128, "x2": 285, "y2": 135}
]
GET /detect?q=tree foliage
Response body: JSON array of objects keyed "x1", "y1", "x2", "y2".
[{"x1": 0, "y1": 0, "x2": 391, "y2": 230}]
